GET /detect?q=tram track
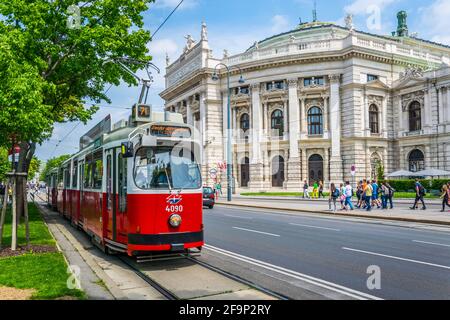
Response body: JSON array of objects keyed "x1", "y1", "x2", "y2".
[{"x1": 117, "y1": 255, "x2": 179, "y2": 300}]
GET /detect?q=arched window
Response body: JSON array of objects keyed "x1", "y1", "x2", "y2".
[
  {"x1": 271, "y1": 110, "x2": 284, "y2": 136},
  {"x1": 369, "y1": 104, "x2": 379, "y2": 134},
  {"x1": 307, "y1": 107, "x2": 323, "y2": 135},
  {"x1": 408, "y1": 149, "x2": 425, "y2": 172},
  {"x1": 240, "y1": 113, "x2": 250, "y2": 132},
  {"x1": 271, "y1": 156, "x2": 285, "y2": 187},
  {"x1": 409, "y1": 101, "x2": 421, "y2": 132},
  {"x1": 370, "y1": 153, "x2": 382, "y2": 180},
  {"x1": 308, "y1": 154, "x2": 324, "y2": 186}
]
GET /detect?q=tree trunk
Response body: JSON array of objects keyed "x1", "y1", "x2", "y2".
[
  {"x1": 0, "y1": 180, "x2": 10, "y2": 248},
  {"x1": 15, "y1": 142, "x2": 35, "y2": 222},
  {"x1": 11, "y1": 177, "x2": 17, "y2": 251}
]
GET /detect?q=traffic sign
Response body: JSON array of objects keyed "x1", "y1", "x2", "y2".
[{"x1": 351, "y1": 165, "x2": 356, "y2": 176}]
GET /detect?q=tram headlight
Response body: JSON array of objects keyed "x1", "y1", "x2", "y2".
[{"x1": 169, "y1": 214, "x2": 182, "y2": 228}]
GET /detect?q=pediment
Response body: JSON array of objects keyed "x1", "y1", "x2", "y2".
[
  {"x1": 365, "y1": 79, "x2": 390, "y2": 90},
  {"x1": 393, "y1": 76, "x2": 426, "y2": 89}
]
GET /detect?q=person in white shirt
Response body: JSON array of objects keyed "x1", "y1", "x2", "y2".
[{"x1": 344, "y1": 181, "x2": 354, "y2": 210}]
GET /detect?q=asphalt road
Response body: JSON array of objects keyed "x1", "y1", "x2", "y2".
[{"x1": 200, "y1": 205, "x2": 450, "y2": 300}]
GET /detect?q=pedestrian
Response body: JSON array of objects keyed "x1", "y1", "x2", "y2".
[
  {"x1": 216, "y1": 181, "x2": 222, "y2": 197},
  {"x1": 329, "y1": 183, "x2": 339, "y2": 212},
  {"x1": 344, "y1": 181, "x2": 354, "y2": 210},
  {"x1": 339, "y1": 183, "x2": 346, "y2": 210},
  {"x1": 312, "y1": 181, "x2": 319, "y2": 199},
  {"x1": 356, "y1": 181, "x2": 363, "y2": 208},
  {"x1": 319, "y1": 181, "x2": 324, "y2": 198},
  {"x1": 371, "y1": 180, "x2": 381, "y2": 209},
  {"x1": 440, "y1": 184, "x2": 450, "y2": 212},
  {"x1": 364, "y1": 180, "x2": 373, "y2": 211},
  {"x1": 0, "y1": 182, "x2": 5, "y2": 208},
  {"x1": 386, "y1": 182, "x2": 395, "y2": 209},
  {"x1": 380, "y1": 182, "x2": 389, "y2": 209},
  {"x1": 410, "y1": 179, "x2": 426, "y2": 210},
  {"x1": 303, "y1": 180, "x2": 310, "y2": 199}
]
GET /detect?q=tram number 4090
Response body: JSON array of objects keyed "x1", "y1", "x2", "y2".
[{"x1": 165, "y1": 205, "x2": 183, "y2": 213}]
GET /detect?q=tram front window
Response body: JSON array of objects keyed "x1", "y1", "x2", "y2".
[{"x1": 134, "y1": 146, "x2": 201, "y2": 190}]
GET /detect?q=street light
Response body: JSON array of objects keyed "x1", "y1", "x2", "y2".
[{"x1": 212, "y1": 63, "x2": 245, "y2": 202}]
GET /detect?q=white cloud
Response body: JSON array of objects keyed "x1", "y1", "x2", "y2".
[
  {"x1": 418, "y1": 0, "x2": 450, "y2": 45},
  {"x1": 344, "y1": 0, "x2": 397, "y2": 15},
  {"x1": 271, "y1": 15, "x2": 290, "y2": 34}
]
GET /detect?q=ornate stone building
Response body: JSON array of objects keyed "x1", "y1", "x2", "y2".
[{"x1": 160, "y1": 13, "x2": 450, "y2": 191}]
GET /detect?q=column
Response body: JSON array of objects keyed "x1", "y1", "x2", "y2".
[
  {"x1": 329, "y1": 74, "x2": 343, "y2": 182},
  {"x1": 323, "y1": 96, "x2": 329, "y2": 135},
  {"x1": 200, "y1": 92, "x2": 206, "y2": 157},
  {"x1": 424, "y1": 89, "x2": 432, "y2": 131},
  {"x1": 249, "y1": 83, "x2": 264, "y2": 190},
  {"x1": 300, "y1": 148, "x2": 307, "y2": 183},
  {"x1": 263, "y1": 102, "x2": 268, "y2": 134},
  {"x1": 382, "y1": 95, "x2": 388, "y2": 138},
  {"x1": 300, "y1": 97, "x2": 307, "y2": 136},
  {"x1": 446, "y1": 86, "x2": 450, "y2": 123},
  {"x1": 186, "y1": 98, "x2": 193, "y2": 125},
  {"x1": 283, "y1": 100, "x2": 288, "y2": 139},
  {"x1": 323, "y1": 148, "x2": 330, "y2": 186},
  {"x1": 361, "y1": 89, "x2": 367, "y2": 134},
  {"x1": 285, "y1": 79, "x2": 301, "y2": 189}
]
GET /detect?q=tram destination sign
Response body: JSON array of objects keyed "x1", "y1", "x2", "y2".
[{"x1": 150, "y1": 125, "x2": 191, "y2": 138}]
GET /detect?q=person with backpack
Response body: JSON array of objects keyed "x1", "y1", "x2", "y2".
[
  {"x1": 411, "y1": 179, "x2": 426, "y2": 210},
  {"x1": 364, "y1": 180, "x2": 373, "y2": 211},
  {"x1": 329, "y1": 183, "x2": 339, "y2": 212},
  {"x1": 303, "y1": 180, "x2": 310, "y2": 199},
  {"x1": 380, "y1": 182, "x2": 389, "y2": 209},
  {"x1": 385, "y1": 182, "x2": 395, "y2": 209}
]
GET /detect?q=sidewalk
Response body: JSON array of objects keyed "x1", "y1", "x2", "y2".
[{"x1": 216, "y1": 196, "x2": 450, "y2": 226}]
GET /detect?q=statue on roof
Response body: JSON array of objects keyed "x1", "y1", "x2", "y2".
[
  {"x1": 345, "y1": 14, "x2": 354, "y2": 31},
  {"x1": 223, "y1": 49, "x2": 229, "y2": 59},
  {"x1": 184, "y1": 34, "x2": 196, "y2": 53},
  {"x1": 166, "y1": 53, "x2": 170, "y2": 67},
  {"x1": 201, "y1": 21, "x2": 208, "y2": 41},
  {"x1": 254, "y1": 41, "x2": 259, "y2": 50}
]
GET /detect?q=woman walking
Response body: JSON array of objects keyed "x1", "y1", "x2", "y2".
[
  {"x1": 319, "y1": 181, "x2": 324, "y2": 198},
  {"x1": 329, "y1": 183, "x2": 339, "y2": 212},
  {"x1": 440, "y1": 184, "x2": 450, "y2": 212}
]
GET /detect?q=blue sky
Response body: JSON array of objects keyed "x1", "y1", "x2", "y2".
[{"x1": 36, "y1": 0, "x2": 450, "y2": 164}]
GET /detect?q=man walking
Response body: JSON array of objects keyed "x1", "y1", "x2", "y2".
[
  {"x1": 410, "y1": 179, "x2": 426, "y2": 210},
  {"x1": 344, "y1": 181, "x2": 354, "y2": 210},
  {"x1": 364, "y1": 180, "x2": 373, "y2": 211},
  {"x1": 303, "y1": 180, "x2": 310, "y2": 199}
]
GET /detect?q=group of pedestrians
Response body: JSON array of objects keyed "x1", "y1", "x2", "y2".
[{"x1": 302, "y1": 180, "x2": 324, "y2": 199}]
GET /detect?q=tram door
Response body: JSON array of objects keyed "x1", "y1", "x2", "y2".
[{"x1": 105, "y1": 149, "x2": 117, "y2": 240}]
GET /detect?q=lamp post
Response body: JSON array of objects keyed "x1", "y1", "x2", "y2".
[{"x1": 212, "y1": 63, "x2": 245, "y2": 202}]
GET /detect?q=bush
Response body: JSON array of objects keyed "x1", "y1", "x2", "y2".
[{"x1": 385, "y1": 179, "x2": 449, "y2": 192}]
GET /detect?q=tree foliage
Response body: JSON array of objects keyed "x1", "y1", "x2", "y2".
[
  {"x1": 41, "y1": 155, "x2": 71, "y2": 183},
  {"x1": 28, "y1": 157, "x2": 41, "y2": 181},
  {"x1": 0, "y1": 0, "x2": 154, "y2": 147},
  {"x1": 0, "y1": 148, "x2": 9, "y2": 182}
]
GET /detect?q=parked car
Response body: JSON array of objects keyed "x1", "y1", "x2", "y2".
[{"x1": 203, "y1": 186, "x2": 215, "y2": 209}]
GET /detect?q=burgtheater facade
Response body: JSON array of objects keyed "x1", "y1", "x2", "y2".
[{"x1": 160, "y1": 13, "x2": 450, "y2": 191}]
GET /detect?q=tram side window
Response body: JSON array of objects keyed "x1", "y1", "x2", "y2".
[
  {"x1": 92, "y1": 150, "x2": 103, "y2": 190},
  {"x1": 118, "y1": 154, "x2": 127, "y2": 212},
  {"x1": 72, "y1": 161, "x2": 78, "y2": 188},
  {"x1": 84, "y1": 155, "x2": 92, "y2": 189},
  {"x1": 58, "y1": 168, "x2": 64, "y2": 188},
  {"x1": 64, "y1": 168, "x2": 71, "y2": 188}
]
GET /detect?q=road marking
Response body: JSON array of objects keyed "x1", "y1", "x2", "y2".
[
  {"x1": 224, "y1": 214, "x2": 253, "y2": 220},
  {"x1": 289, "y1": 223, "x2": 340, "y2": 231},
  {"x1": 204, "y1": 244, "x2": 381, "y2": 300},
  {"x1": 342, "y1": 247, "x2": 450, "y2": 271},
  {"x1": 232, "y1": 227, "x2": 280, "y2": 237},
  {"x1": 412, "y1": 240, "x2": 450, "y2": 248}
]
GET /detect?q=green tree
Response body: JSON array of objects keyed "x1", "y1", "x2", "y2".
[
  {"x1": 0, "y1": 148, "x2": 9, "y2": 182},
  {"x1": 0, "y1": 0, "x2": 153, "y2": 218},
  {"x1": 41, "y1": 155, "x2": 71, "y2": 183},
  {"x1": 28, "y1": 157, "x2": 41, "y2": 181},
  {"x1": 376, "y1": 160, "x2": 385, "y2": 182}
]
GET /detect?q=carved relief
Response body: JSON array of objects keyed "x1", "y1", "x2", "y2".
[
  {"x1": 401, "y1": 90, "x2": 424, "y2": 111},
  {"x1": 368, "y1": 95, "x2": 383, "y2": 107},
  {"x1": 305, "y1": 98, "x2": 324, "y2": 110},
  {"x1": 167, "y1": 56, "x2": 202, "y2": 87}
]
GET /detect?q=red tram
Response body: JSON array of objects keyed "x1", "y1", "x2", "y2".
[{"x1": 47, "y1": 105, "x2": 204, "y2": 256}]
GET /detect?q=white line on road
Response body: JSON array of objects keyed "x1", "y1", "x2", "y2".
[
  {"x1": 289, "y1": 223, "x2": 340, "y2": 232},
  {"x1": 342, "y1": 247, "x2": 450, "y2": 270},
  {"x1": 412, "y1": 240, "x2": 450, "y2": 248},
  {"x1": 224, "y1": 214, "x2": 253, "y2": 220},
  {"x1": 204, "y1": 244, "x2": 381, "y2": 300},
  {"x1": 232, "y1": 227, "x2": 280, "y2": 237}
]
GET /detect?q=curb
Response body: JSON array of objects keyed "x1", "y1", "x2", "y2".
[{"x1": 216, "y1": 202, "x2": 450, "y2": 227}]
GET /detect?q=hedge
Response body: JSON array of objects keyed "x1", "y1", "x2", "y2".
[{"x1": 383, "y1": 179, "x2": 450, "y2": 193}]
